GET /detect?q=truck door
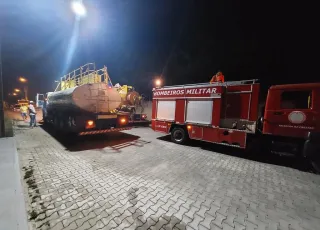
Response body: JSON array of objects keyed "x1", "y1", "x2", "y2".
[{"x1": 264, "y1": 89, "x2": 315, "y2": 138}]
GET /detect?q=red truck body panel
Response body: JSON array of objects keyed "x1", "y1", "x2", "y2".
[
  {"x1": 152, "y1": 80, "x2": 260, "y2": 148},
  {"x1": 263, "y1": 83, "x2": 320, "y2": 138}
]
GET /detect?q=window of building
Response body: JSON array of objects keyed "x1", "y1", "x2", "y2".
[{"x1": 280, "y1": 91, "x2": 312, "y2": 109}]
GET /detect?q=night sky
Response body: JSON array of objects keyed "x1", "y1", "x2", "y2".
[{"x1": 1, "y1": 0, "x2": 318, "y2": 102}]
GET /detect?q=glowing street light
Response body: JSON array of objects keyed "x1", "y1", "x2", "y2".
[
  {"x1": 155, "y1": 79, "x2": 162, "y2": 87},
  {"x1": 19, "y1": 77, "x2": 27, "y2": 83},
  {"x1": 18, "y1": 77, "x2": 28, "y2": 100},
  {"x1": 71, "y1": 0, "x2": 87, "y2": 18},
  {"x1": 14, "y1": 88, "x2": 20, "y2": 92},
  {"x1": 12, "y1": 93, "x2": 17, "y2": 96}
]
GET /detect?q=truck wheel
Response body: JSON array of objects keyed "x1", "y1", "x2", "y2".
[
  {"x1": 171, "y1": 127, "x2": 188, "y2": 144},
  {"x1": 304, "y1": 140, "x2": 320, "y2": 174},
  {"x1": 43, "y1": 118, "x2": 49, "y2": 126},
  {"x1": 311, "y1": 160, "x2": 320, "y2": 174},
  {"x1": 59, "y1": 119, "x2": 64, "y2": 129},
  {"x1": 53, "y1": 117, "x2": 59, "y2": 128}
]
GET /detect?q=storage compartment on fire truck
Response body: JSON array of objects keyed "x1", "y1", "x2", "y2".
[
  {"x1": 156, "y1": 100, "x2": 176, "y2": 121},
  {"x1": 185, "y1": 100, "x2": 213, "y2": 124},
  {"x1": 219, "y1": 84, "x2": 259, "y2": 131}
]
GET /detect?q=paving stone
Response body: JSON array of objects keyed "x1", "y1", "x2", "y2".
[
  {"x1": 199, "y1": 213, "x2": 215, "y2": 229},
  {"x1": 188, "y1": 214, "x2": 204, "y2": 230},
  {"x1": 211, "y1": 213, "x2": 226, "y2": 229},
  {"x1": 14, "y1": 125, "x2": 320, "y2": 230}
]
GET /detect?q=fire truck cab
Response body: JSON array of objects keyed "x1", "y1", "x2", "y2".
[
  {"x1": 263, "y1": 83, "x2": 319, "y2": 139},
  {"x1": 152, "y1": 80, "x2": 320, "y2": 172}
]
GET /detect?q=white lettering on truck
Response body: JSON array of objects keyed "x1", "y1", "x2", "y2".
[
  {"x1": 153, "y1": 89, "x2": 185, "y2": 96},
  {"x1": 154, "y1": 87, "x2": 217, "y2": 96},
  {"x1": 279, "y1": 124, "x2": 315, "y2": 129},
  {"x1": 186, "y1": 88, "x2": 217, "y2": 95}
]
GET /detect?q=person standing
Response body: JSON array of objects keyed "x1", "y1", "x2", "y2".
[
  {"x1": 28, "y1": 101, "x2": 37, "y2": 127},
  {"x1": 20, "y1": 104, "x2": 28, "y2": 121}
]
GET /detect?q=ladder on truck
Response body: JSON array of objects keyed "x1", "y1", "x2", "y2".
[
  {"x1": 160, "y1": 79, "x2": 259, "y2": 89},
  {"x1": 54, "y1": 63, "x2": 113, "y2": 92}
]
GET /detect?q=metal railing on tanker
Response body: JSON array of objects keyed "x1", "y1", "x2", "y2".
[{"x1": 54, "y1": 63, "x2": 113, "y2": 92}]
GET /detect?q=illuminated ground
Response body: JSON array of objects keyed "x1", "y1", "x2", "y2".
[{"x1": 10, "y1": 112, "x2": 320, "y2": 230}]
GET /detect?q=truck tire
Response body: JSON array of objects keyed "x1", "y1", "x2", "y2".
[
  {"x1": 171, "y1": 127, "x2": 188, "y2": 144},
  {"x1": 304, "y1": 140, "x2": 320, "y2": 174},
  {"x1": 43, "y1": 117, "x2": 49, "y2": 126},
  {"x1": 308, "y1": 132, "x2": 320, "y2": 143},
  {"x1": 59, "y1": 118, "x2": 65, "y2": 129},
  {"x1": 53, "y1": 116, "x2": 59, "y2": 128}
]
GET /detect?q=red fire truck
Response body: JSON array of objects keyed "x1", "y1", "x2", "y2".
[{"x1": 151, "y1": 80, "x2": 320, "y2": 172}]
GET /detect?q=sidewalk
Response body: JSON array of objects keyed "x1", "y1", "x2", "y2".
[{"x1": 0, "y1": 137, "x2": 28, "y2": 230}]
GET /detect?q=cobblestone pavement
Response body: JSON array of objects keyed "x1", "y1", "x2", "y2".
[{"x1": 14, "y1": 122, "x2": 320, "y2": 230}]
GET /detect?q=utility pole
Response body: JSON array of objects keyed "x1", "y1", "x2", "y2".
[
  {"x1": 0, "y1": 39, "x2": 5, "y2": 137},
  {"x1": 23, "y1": 85, "x2": 28, "y2": 100}
]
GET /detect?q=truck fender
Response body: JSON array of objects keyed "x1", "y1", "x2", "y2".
[
  {"x1": 169, "y1": 124, "x2": 187, "y2": 134},
  {"x1": 307, "y1": 132, "x2": 320, "y2": 143}
]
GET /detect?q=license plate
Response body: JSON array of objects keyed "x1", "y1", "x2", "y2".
[{"x1": 97, "y1": 115, "x2": 117, "y2": 119}]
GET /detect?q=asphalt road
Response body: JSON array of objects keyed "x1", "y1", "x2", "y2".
[{"x1": 8, "y1": 111, "x2": 320, "y2": 230}]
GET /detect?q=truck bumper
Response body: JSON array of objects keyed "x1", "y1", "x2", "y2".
[
  {"x1": 78, "y1": 127, "x2": 132, "y2": 136},
  {"x1": 129, "y1": 120, "x2": 150, "y2": 125}
]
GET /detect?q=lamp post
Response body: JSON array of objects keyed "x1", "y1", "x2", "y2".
[{"x1": 18, "y1": 77, "x2": 28, "y2": 100}]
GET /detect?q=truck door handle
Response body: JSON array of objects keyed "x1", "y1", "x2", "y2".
[{"x1": 274, "y1": 112, "x2": 284, "y2": 115}]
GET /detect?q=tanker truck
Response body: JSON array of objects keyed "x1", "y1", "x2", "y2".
[
  {"x1": 36, "y1": 82, "x2": 131, "y2": 135},
  {"x1": 114, "y1": 84, "x2": 149, "y2": 124}
]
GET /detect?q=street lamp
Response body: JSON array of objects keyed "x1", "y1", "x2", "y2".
[
  {"x1": 18, "y1": 77, "x2": 28, "y2": 100},
  {"x1": 12, "y1": 93, "x2": 17, "y2": 96},
  {"x1": 19, "y1": 77, "x2": 27, "y2": 83},
  {"x1": 14, "y1": 88, "x2": 20, "y2": 92},
  {"x1": 155, "y1": 79, "x2": 162, "y2": 88},
  {"x1": 71, "y1": 0, "x2": 87, "y2": 18}
]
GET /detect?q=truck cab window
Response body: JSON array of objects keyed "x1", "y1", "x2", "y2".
[{"x1": 280, "y1": 91, "x2": 311, "y2": 109}]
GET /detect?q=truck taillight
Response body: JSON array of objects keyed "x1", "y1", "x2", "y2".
[
  {"x1": 120, "y1": 118, "x2": 127, "y2": 124},
  {"x1": 85, "y1": 120, "x2": 95, "y2": 129}
]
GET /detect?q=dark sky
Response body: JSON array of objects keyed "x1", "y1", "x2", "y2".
[{"x1": 0, "y1": 0, "x2": 318, "y2": 102}]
